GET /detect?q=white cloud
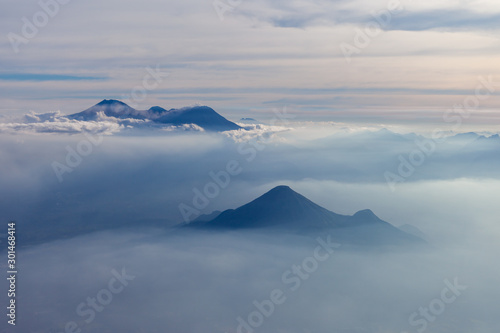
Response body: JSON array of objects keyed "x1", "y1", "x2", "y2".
[
  {"x1": 0, "y1": 118, "x2": 123, "y2": 135},
  {"x1": 0, "y1": 110, "x2": 209, "y2": 135},
  {"x1": 224, "y1": 123, "x2": 292, "y2": 143}
]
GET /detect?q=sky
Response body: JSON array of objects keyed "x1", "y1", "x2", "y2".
[{"x1": 1, "y1": 0, "x2": 500, "y2": 125}]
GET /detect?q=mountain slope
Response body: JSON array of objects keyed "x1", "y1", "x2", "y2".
[
  {"x1": 156, "y1": 106, "x2": 241, "y2": 131},
  {"x1": 68, "y1": 99, "x2": 145, "y2": 120},
  {"x1": 201, "y1": 185, "x2": 348, "y2": 229},
  {"x1": 187, "y1": 185, "x2": 424, "y2": 246},
  {"x1": 67, "y1": 100, "x2": 241, "y2": 131}
]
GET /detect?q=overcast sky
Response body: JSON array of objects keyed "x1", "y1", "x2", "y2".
[{"x1": 1, "y1": 0, "x2": 500, "y2": 123}]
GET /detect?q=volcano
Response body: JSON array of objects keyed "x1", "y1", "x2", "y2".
[
  {"x1": 68, "y1": 99, "x2": 241, "y2": 131},
  {"x1": 187, "y1": 185, "x2": 424, "y2": 246}
]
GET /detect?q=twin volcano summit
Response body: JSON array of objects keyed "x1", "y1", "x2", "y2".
[
  {"x1": 187, "y1": 186, "x2": 424, "y2": 246},
  {"x1": 68, "y1": 99, "x2": 242, "y2": 132}
]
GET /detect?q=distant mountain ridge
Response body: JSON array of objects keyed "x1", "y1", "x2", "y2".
[
  {"x1": 68, "y1": 99, "x2": 242, "y2": 131},
  {"x1": 187, "y1": 185, "x2": 424, "y2": 246}
]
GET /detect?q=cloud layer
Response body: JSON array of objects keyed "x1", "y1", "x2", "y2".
[
  {"x1": 0, "y1": 123, "x2": 499, "y2": 332},
  {"x1": 4, "y1": 225, "x2": 499, "y2": 333},
  {"x1": 1, "y1": 125, "x2": 499, "y2": 242}
]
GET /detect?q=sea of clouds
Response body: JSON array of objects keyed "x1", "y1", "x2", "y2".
[{"x1": 0, "y1": 114, "x2": 499, "y2": 332}]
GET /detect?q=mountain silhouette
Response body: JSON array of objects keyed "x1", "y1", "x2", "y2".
[
  {"x1": 155, "y1": 106, "x2": 241, "y2": 131},
  {"x1": 69, "y1": 99, "x2": 144, "y2": 120},
  {"x1": 199, "y1": 185, "x2": 347, "y2": 229},
  {"x1": 68, "y1": 99, "x2": 241, "y2": 131},
  {"x1": 187, "y1": 185, "x2": 424, "y2": 246}
]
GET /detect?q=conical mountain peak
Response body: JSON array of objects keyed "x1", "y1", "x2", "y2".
[
  {"x1": 268, "y1": 185, "x2": 294, "y2": 192},
  {"x1": 196, "y1": 185, "x2": 345, "y2": 229},
  {"x1": 259, "y1": 185, "x2": 298, "y2": 199},
  {"x1": 185, "y1": 186, "x2": 425, "y2": 245},
  {"x1": 96, "y1": 99, "x2": 128, "y2": 106}
]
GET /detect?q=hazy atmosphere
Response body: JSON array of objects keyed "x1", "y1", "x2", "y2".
[
  {"x1": 2, "y1": 0, "x2": 500, "y2": 123},
  {"x1": 1, "y1": 0, "x2": 499, "y2": 332}
]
